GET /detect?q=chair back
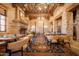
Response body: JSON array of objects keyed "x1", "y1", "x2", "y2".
[
  {"x1": 61, "y1": 35, "x2": 70, "y2": 42},
  {"x1": 7, "y1": 36, "x2": 29, "y2": 51}
]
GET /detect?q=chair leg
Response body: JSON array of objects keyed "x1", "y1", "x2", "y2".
[
  {"x1": 21, "y1": 47, "x2": 23, "y2": 56},
  {"x1": 68, "y1": 43, "x2": 71, "y2": 48},
  {"x1": 26, "y1": 48, "x2": 28, "y2": 52},
  {"x1": 9, "y1": 52, "x2": 11, "y2": 56},
  {"x1": 8, "y1": 50, "x2": 12, "y2": 56},
  {"x1": 21, "y1": 50, "x2": 23, "y2": 56}
]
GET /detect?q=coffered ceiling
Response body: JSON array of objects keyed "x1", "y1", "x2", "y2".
[
  {"x1": 24, "y1": 3, "x2": 54, "y2": 14},
  {"x1": 14, "y1": 3, "x2": 64, "y2": 14},
  {"x1": 13, "y1": 3, "x2": 64, "y2": 19}
]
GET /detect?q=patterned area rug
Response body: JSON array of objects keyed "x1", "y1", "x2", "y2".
[
  {"x1": 0, "y1": 47, "x2": 77, "y2": 56},
  {"x1": 23, "y1": 48, "x2": 77, "y2": 56},
  {"x1": 23, "y1": 53, "x2": 70, "y2": 56},
  {"x1": 6, "y1": 47, "x2": 76, "y2": 56}
]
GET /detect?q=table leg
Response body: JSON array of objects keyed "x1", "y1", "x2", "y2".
[{"x1": 5, "y1": 42, "x2": 8, "y2": 53}]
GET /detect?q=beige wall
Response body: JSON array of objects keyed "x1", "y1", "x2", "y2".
[
  {"x1": 0, "y1": 3, "x2": 25, "y2": 35},
  {"x1": 0, "y1": 3, "x2": 17, "y2": 35},
  {"x1": 52, "y1": 5, "x2": 67, "y2": 34},
  {"x1": 51, "y1": 3, "x2": 79, "y2": 55}
]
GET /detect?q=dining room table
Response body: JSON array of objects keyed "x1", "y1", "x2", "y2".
[{"x1": 0, "y1": 38, "x2": 16, "y2": 53}]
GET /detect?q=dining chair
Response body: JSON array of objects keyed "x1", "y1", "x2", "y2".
[{"x1": 7, "y1": 37, "x2": 30, "y2": 56}]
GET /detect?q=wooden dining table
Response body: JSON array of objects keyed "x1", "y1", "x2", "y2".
[
  {"x1": 0, "y1": 38, "x2": 16, "y2": 53},
  {"x1": 0, "y1": 38, "x2": 16, "y2": 42}
]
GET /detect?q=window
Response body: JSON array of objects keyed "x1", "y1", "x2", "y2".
[
  {"x1": 56, "y1": 17, "x2": 62, "y2": 34},
  {"x1": 0, "y1": 8, "x2": 6, "y2": 32}
]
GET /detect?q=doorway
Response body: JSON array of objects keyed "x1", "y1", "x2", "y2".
[{"x1": 72, "y1": 9, "x2": 77, "y2": 40}]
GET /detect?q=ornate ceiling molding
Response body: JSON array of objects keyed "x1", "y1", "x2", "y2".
[{"x1": 12, "y1": 3, "x2": 64, "y2": 19}]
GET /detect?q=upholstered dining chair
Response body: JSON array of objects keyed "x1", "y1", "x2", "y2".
[
  {"x1": 63, "y1": 35, "x2": 71, "y2": 47},
  {"x1": 53, "y1": 35, "x2": 60, "y2": 40},
  {"x1": 7, "y1": 37, "x2": 30, "y2": 56}
]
